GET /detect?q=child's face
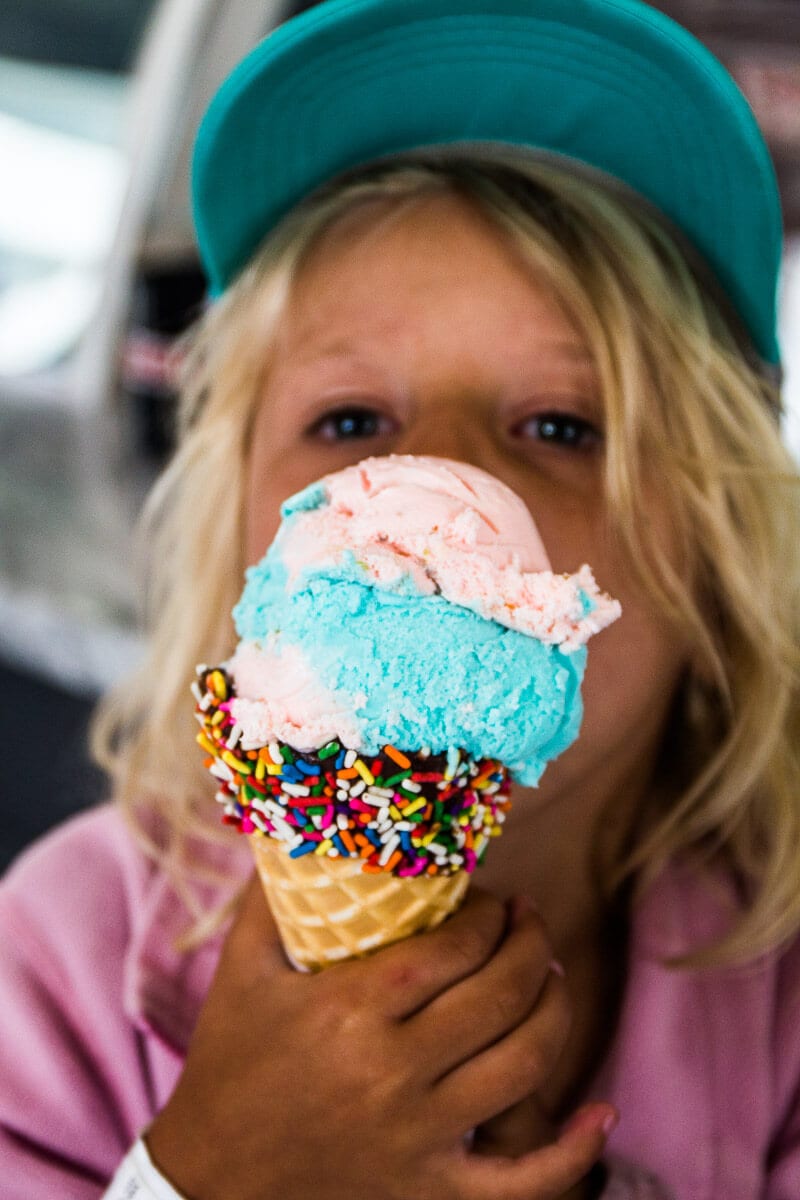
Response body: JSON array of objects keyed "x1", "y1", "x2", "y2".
[{"x1": 244, "y1": 192, "x2": 688, "y2": 819}]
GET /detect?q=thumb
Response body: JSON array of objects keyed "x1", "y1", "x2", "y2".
[{"x1": 473, "y1": 1093, "x2": 553, "y2": 1158}]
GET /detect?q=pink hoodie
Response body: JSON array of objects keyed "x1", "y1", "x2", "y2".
[{"x1": 1, "y1": 804, "x2": 799, "y2": 1198}]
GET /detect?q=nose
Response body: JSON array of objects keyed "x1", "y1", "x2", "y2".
[{"x1": 394, "y1": 399, "x2": 497, "y2": 474}]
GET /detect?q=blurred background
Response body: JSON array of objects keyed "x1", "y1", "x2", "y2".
[{"x1": 1, "y1": 0, "x2": 799, "y2": 870}]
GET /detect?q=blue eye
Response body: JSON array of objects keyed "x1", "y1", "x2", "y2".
[
  {"x1": 516, "y1": 411, "x2": 601, "y2": 450},
  {"x1": 309, "y1": 406, "x2": 394, "y2": 442}
]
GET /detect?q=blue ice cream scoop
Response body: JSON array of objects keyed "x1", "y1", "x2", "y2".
[{"x1": 231, "y1": 457, "x2": 621, "y2": 786}]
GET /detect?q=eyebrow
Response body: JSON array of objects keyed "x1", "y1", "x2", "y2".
[{"x1": 292, "y1": 337, "x2": 595, "y2": 367}]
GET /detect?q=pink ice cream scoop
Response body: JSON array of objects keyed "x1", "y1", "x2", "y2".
[{"x1": 273, "y1": 454, "x2": 616, "y2": 649}]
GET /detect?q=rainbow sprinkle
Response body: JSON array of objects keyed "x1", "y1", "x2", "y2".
[{"x1": 193, "y1": 666, "x2": 511, "y2": 877}]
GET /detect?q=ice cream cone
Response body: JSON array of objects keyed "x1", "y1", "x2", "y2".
[
  {"x1": 194, "y1": 665, "x2": 508, "y2": 970},
  {"x1": 250, "y1": 833, "x2": 469, "y2": 971}
]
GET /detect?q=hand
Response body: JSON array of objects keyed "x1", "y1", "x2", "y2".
[{"x1": 146, "y1": 876, "x2": 615, "y2": 1200}]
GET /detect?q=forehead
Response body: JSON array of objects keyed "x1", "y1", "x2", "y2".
[
  {"x1": 293, "y1": 185, "x2": 530, "y2": 282},
  {"x1": 276, "y1": 188, "x2": 591, "y2": 357}
]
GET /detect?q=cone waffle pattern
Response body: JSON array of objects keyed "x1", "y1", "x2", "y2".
[{"x1": 251, "y1": 835, "x2": 469, "y2": 971}]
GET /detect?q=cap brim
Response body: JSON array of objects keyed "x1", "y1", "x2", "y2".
[{"x1": 192, "y1": 0, "x2": 783, "y2": 364}]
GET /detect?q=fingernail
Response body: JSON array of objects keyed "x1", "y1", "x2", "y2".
[
  {"x1": 549, "y1": 958, "x2": 565, "y2": 977},
  {"x1": 602, "y1": 1110, "x2": 619, "y2": 1136},
  {"x1": 563, "y1": 1104, "x2": 618, "y2": 1138}
]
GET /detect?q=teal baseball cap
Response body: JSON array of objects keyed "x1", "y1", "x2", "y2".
[{"x1": 192, "y1": 0, "x2": 783, "y2": 365}]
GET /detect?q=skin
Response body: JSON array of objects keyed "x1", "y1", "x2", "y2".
[{"x1": 148, "y1": 192, "x2": 689, "y2": 1198}]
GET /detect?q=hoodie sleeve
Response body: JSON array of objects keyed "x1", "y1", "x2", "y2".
[
  {"x1": 601, "y1": 1158, "x2": 673, "y2": 1197},
  {"x1": 764, "y1": 932, "x2": 800, "y2": 1200},
  {"x1": 0, "y1": 807, "x2": 159, "y2": 1199}
]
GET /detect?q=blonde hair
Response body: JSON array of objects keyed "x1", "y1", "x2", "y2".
[{"x1": 92, "y1": 150, "x2": 800, "y2": 964}]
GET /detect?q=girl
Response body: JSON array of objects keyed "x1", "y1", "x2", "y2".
[{"x1": 2, "y1": 1, "x2": 799, "y2": 1197}]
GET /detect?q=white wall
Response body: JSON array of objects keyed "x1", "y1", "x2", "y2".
[{"x1": 781, "y1": 235, "x2": 800, "y2": 463}]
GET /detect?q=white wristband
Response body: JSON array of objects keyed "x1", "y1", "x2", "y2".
[{"x1": 103, "y1": 1137, "x2": 187, "y2": 1200}]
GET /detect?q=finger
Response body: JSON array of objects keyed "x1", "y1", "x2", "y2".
[
  {"x1": 406, "y1": 902, "x2": 553, "y2": 1077},
  {"x1": 217, "y1": 871, "x2": 290, "y2": 978},
  {"x1": 454, "y1": 1105, "x2": 616, "y2": 1200},
  {"x1": 433, "y1": 966, "x2": 571, "y2": 1134},
  {"x1": 358, "y1": 886, "x2": 507, "y2": 1019}
]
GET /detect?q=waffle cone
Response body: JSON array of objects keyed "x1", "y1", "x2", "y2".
[{"x1": 250, "y1": 835, "x2": 469, "y2": 972}]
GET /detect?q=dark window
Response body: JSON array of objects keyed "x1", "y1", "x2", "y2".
[{"x1": 0, "y1": 0, "x2": 159, "y2": 72}]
